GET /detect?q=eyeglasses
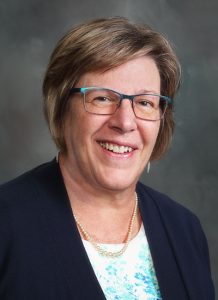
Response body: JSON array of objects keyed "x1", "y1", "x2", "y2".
[{"x1": 70, "y1": 87, "x2": 171, "y2": 121}]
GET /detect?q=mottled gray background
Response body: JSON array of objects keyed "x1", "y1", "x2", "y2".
[{"x1": 0, "y1": 0, "x2": 217, "y2": 296}]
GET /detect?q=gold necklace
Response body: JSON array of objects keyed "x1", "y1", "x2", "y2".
[{"x1": 73, "y1": 192, "x2": 138, "y2": 258}]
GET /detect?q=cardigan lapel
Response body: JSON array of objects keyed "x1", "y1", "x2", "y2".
[
  {"x1": 31, "y1": 159, "x2": 106, "y2": 300},
  {"x1": 136, "y1": 182, "x2": 189, "y2": 300}
]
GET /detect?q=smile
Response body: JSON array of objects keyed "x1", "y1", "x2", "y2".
[{"x1": 99, "y1": 142, "x2": 134, "y2": 153}]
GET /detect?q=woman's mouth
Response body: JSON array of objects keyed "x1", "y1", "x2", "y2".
[{"x1": 99, "y1": 142, "x2": 134, "y2": 153}]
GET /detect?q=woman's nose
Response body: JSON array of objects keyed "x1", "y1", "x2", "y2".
[{"x1": 107, "y1": 98, "x2": 137, "y2": 133}]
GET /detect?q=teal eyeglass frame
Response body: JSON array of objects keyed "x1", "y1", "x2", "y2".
[{"x1": 70, "y1": 87, "x2": 171, "y2": 120}]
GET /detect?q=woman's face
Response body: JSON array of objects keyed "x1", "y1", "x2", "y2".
[{"x1": 63, "y1": 56, "x2": 161, "y2": 192}]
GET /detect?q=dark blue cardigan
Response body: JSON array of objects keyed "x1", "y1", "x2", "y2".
[{"x1": 0, "y1": 159, "x2": 214, "y2": 299}]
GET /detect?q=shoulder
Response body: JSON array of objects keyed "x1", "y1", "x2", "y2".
[
  {"x1": 136, "y1": 181, "x2": 210, "y2": 267},
  {"x1": 0, "y1": 159, "x2": 58, "y2": 203},
  {"x1": 136, "y1": 181, "x2": 208, "y2": 257},
  {"x1": 0, "y1": 159, "x2": 61, "y2": 258},
  {"x1": 0, "y1": 160, "x2": 57, "y2": 237},
  {"x1": 0, "y1": 158, "x2": 66, "y2": 226},
  {"x1": 0, "y1": 162, "x2": 48, "y2": 205},
  {"x1": 136, "y1": 181, "x2": 199, "y2": 225}
]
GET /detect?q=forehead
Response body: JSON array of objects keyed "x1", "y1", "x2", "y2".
[{"x1": 75, "y1": 56, "x2": 161, "y2": 95}]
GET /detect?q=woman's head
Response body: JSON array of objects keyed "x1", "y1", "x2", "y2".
[{"x1": 43, "y1": 16, "x2": 181, "y2": 161}]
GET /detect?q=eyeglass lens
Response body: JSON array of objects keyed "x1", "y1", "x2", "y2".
[{"x1": 84, "y1": 89, "x2": 167, "y2": 120}]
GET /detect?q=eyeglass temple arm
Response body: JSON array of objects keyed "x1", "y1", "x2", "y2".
[{"x1": 69, "y1": 88, "x2": 81, "y2": 95}]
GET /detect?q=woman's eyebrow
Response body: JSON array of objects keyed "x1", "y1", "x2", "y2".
[{"x1": 136, "y1": 89, "x2": 160, "y2": 94}]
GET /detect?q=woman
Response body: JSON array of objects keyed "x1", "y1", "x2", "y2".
[{"x1": 0, "y1": 17, "x2": 214, "y2": 299}]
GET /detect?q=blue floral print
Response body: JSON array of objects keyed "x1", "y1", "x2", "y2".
[{"x1": 83, "y1": 224, "x2": 162, "y2": 300}]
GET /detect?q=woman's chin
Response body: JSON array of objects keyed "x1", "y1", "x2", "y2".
[{"x1": 94, "y1": 170, "x2": 139, "y2": 192}]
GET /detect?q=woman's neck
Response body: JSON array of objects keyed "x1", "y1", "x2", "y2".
[{"x1": 59, "y1": 153, "x2": 142, "y2": 244}]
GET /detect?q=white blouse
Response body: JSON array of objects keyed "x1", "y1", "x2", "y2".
[{"x1": 82, "y1": 223, "x2": 162, "y2": 300}]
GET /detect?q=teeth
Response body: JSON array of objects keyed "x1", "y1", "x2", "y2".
[
  {"x1": 99, "y1": 143, "x2": 134, "y2": 153},
  {"x1": 113, "y1": 145, "x2": 119, "y2": 153},
  {"x1": 119, "y1": 146, "x2": 125, "y2": 153}
]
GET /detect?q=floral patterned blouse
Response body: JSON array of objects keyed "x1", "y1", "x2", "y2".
[{"x1": 82, "y1": 223, "x2": 162, "y2": 300}]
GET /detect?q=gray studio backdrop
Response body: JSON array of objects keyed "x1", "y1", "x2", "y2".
[{"x1": 1, "y1": 0, "x2": 218, "y2": 296}]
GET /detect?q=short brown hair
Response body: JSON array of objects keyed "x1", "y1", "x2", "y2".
[{"x1": 43, "y1": 17, "x2": 181, "y2": 161}]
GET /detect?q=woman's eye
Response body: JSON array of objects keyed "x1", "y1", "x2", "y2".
[
  {"x1": 139, "y1": 101, "x2": 150, "y2": 106},
  {"x1": 95, "y1": 97, "x2": 108, "y2": 102}
]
